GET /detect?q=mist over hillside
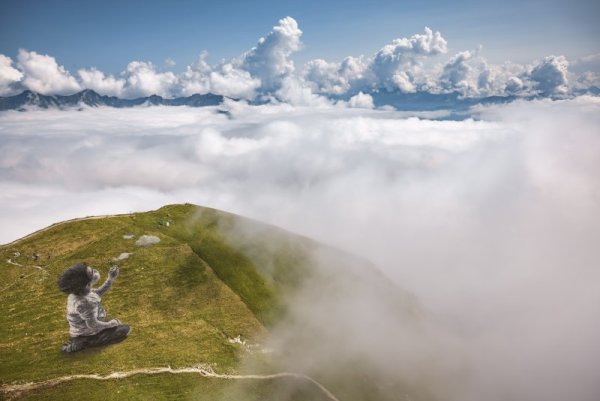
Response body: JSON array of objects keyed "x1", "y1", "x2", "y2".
[{"x1": 1, "y1": 95, "x2": 599, "y2": 400}]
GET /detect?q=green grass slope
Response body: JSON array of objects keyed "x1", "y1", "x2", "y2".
[
  {"x1": 0, "y1": 204, "x2": 425, "y2": 401},
  {"x1": 0, "y1": 204, "x2": 327, "y2": 399}
]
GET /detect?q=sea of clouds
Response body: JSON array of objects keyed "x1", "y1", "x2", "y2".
[
  {"x1": 1, "y1": 95, "x2": 599, "y2": 400},
  {"x1": 1, "y1": 17, "x2": 599, "y2": 101}
]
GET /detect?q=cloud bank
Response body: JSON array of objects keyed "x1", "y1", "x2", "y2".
[
  {"x1": 0, "y1": 17, "x2": 598, "y2": 100},
  {"x1": 1, "y1": 96, "x2": 599, "y2": 400}
]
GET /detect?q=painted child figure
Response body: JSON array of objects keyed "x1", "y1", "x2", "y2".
[{"x1": 57, "y1": 263, "x2": 131, "y2": 353}]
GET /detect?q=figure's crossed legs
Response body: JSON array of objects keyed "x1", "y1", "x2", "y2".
[{"x1": 62, "y1": 324, "x2": 131, "y2": 353}]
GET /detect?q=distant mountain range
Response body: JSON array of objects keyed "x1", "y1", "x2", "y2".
[
  {"x1": 355, "y1": 86, "x2": 598, "y2": 113},
  {"x1": 0, "y1": 90, "x2": 225, "y2": 111},
  {"x1": 0, "y1": 89, "x2": 513, "y2": 112},
  {"x1": 367, "y1": 90, "x2": 517, "y2": 111},
  {"x1": 1, "y1": 87, "x2": 598, "y2": 112}
]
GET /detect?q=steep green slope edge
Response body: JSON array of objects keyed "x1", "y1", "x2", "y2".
[{"x1": 0, "y1": 205, "x2": 316, "y2": 388}]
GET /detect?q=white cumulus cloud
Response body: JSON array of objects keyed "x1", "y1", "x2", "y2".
[
  {"x1": 121, "y1": 61, "x2": 178, "y2": 98},
  {"x1": 16, "y1": 49, "x2": 81, "y2": 95},
  {"x1": 438, "y1": 50, "x2": 475, "y2": 94},
  {"x1": 274, "y1": 76, "x2": 331, "y2": 106},
  {"x1": 432, "y1": 49, "x2": 532, "y2": 97},
  {"x1": 505, "y1": 76, "x2": 524, "y2": 94},
  {"x1": 529, "y1": 55, "x2": 569, "y2": 96},
  {"x1": 77, "y1": 67, "x2": 125, "y2": 97},
  {"x1": 303, "y1": 59, "x2": 349, "y2": 95},
  {"x1": 178, "y1": 17, "x2": 305, "y2": 99},
  {"x1": 0, "y1": 54, "x2": 23, "y2": 96},
  {"x1": 239, "y1": 16, "x2": 303, "y2": 91},
  {"x1": 179, "y1": 52, "x2": 212, "y2": 96},
  {"x1": 347, "y1": 91, "x2": 374, "y2": 108},
  {"x1": 208, "y1": 63, "x2": 261, "y2": 99},
  {"x1": 300, "y1": 27, "x2": 449, "y2": 96},
  {"x1": 180, "y1": 52, "x2": 261, "y2": 100},
  {"x1": 369, "y1": 27, "x2": 448, "y2": 92}
]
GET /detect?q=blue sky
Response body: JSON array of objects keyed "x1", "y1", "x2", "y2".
[{"x1": 1, "y1": 0, "x2": 598, "y2": 74}]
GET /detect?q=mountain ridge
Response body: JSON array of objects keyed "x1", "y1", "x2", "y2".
[
  {"x1": 2, "y1": 87, "x2": 598, "y2": 112},
  {"x1": 0, "y1": 90, "x2": 226, "y2": 111}
]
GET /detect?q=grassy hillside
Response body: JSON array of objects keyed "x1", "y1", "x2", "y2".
[
  {"x1": 0, "y1": 204, "x2": 325, "y2": 399},
  {"x1": 0, "y1": 204, "x2": 424, "y2": 401}
]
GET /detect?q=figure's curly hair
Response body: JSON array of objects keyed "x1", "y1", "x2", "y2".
[{"x1": 57, "y1": 262, "x2": 92, "y2": 295}]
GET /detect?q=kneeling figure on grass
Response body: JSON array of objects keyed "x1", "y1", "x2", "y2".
[{"x1": 57, "y1": 263, "x2": 131, "y2": 353}]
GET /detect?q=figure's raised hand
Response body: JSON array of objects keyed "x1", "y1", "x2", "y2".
[{"x1": 109, "y1": 265, "x2": 120, "y2": 279}]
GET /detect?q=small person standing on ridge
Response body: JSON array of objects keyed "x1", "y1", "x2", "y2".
[{"x1": 57, "y1": 263, "x2": 131, "y2": 353}]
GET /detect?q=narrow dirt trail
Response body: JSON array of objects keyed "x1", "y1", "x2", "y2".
[{"x1": 0, "y1": 366, "x2": 342, "y2": 401}]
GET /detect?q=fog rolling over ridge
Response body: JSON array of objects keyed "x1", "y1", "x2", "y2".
[
  {"x1": 1, "y1": 97, "x2": 599, "y2": 400},
  {"x1": 212, "y1": 214, "x2": 464, "y2": 400}
]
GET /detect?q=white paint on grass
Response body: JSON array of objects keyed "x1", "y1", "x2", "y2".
[
  {"x1": 0, "y1": 365, "x2": 341, "y2": 401},
  {"x1": 135, "y1": 235, "x2": 160, "y2": 247},
  {"x1": 113, "y1": 252, "x2": 131, "y2": 261}
]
